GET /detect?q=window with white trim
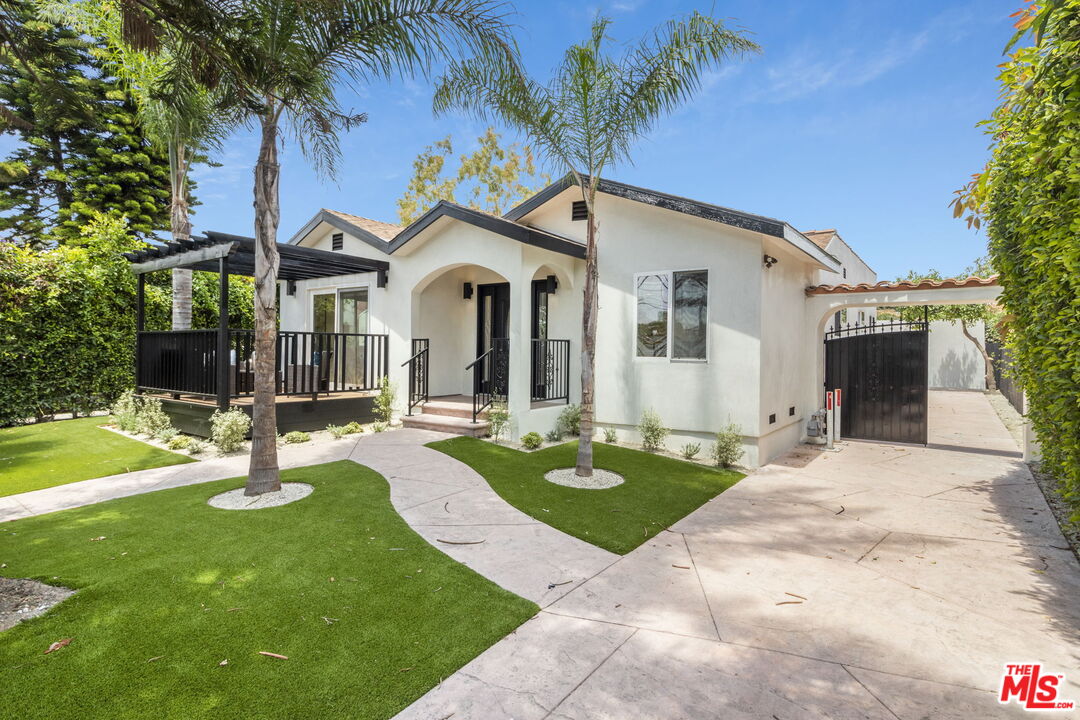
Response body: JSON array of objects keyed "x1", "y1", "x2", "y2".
[{"x1": 635, "y1": 269, "x2": 708, "y2": 360}]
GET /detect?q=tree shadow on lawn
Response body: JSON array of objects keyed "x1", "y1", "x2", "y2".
[{"x1": 0, "y1": 460, "x2": 537, "y2": 720}]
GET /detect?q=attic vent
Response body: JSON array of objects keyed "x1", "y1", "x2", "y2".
[
  {"x1": 331, "y1": 233, "x2": 343, "y2": 251},
  {"x1": 842, "y1": 267, "x2": 847, "y2": 279},
  {"x1": 571, "y1": 201, "x2": 587, "y2": 221}
]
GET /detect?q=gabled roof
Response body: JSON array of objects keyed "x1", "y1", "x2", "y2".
[
  {"x1": 504, "y1": 175, "x2": 841, "y2": 272},
  {"x1": 287, "y1": 208, "x2": 401, "y2": 251},
  {"x1": 387, "y1": 201, "x2": 585, "y2": 258},
  {"x1": 802, "y1": 229, "x2": 837, "y2": 251}
]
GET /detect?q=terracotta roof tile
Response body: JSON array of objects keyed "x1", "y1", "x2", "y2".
[
  {"x1": 802, "y1": 229, "x2": 837, "y2": 251},
  {"x1": 805, "y1": 276, "x2": 999, "y2": 295},
  {"x1": 324, "y1": 209, "x2": 400, "y2": 241}
]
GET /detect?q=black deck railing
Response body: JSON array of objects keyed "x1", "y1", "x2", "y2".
[
  {"x1": 402, "y1": 338, "x2": 430, "y2": 415},
  {"x1": 137, "y1": 329, "x2": 389, "y2": 402},
  {"x1": 467, "y1": 338, "x2": 508, "y2": 423},
  {"x1": 531, "y1": 339, "x2": 570, "y2": 403}
]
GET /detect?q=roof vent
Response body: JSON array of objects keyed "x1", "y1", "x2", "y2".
[
  {"x1": 571, "y1": 201, "x2": 587, "y2": 221},
  {"x1": 331, "y1": 233, "x2": 343, "y2": 251}
]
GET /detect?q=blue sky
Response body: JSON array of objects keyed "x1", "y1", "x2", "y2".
[{"x1": 190, "y1": 1, "x2": 1014, "y2": 279}]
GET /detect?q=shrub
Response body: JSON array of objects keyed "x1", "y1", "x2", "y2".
[
  {"x1": 371, "y1": 422, "x2": 387, "y2": 433},
  {"x1": 136, "y1": 397, "x2": 173, "y2": 438},
  {"x1": 544, "y1": 428, "x2": 562, "y2": 443},
  {"x1": 712, "y1": 424, "x2": 744, "y2": 468},
  {"x1": 326, "y1": 424, "x2": 347, "y2": 439},
  {"x1": 283, "y1": 431, "x2": 310, "y2": 444},
  {"x1": 521, "y1": 431, "x2": 543, "y2": 450},
  {"x1": 156, "y1": 426, "x2": 179, "y2": 443},
  {"x1": 342, "y1": 421, "x2": 363, "y2": 434},
  {"x1": 374, "y1": 376, "x2": 396, "y2": 425},
  {"x1": 187, "y1": 438, "x2": 206, "y2": 455},
  {"x1": 680, "y1": 442, "x2": 701, "y2": 460},
  {"x1": 637, "y1": 408, "x2": 669, "y2": 452},
  {"x1": 167, "y1": 434, "x2": 192, "y2": 451},
  {"x1": 110, "y1": 390, "x2": 140, "y2": 432},
  {"x1": 603, "y1": 427, "x2": 618, "y2": 444},
  {"x1": 556, "y1": 404, "x2": 581, "y2": 437},
  {"x1": 210, "y1": 408, "x2": 250, "y2": 453},
  {"x1": 487, "y1": 403, "x2": 510, "y2": 443}
]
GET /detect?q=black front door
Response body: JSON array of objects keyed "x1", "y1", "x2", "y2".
[
  {"x1": 531, "y1": 279, "x2": 550, "y2": 398},
  {"x1": 476, "y1": 283, "x2": 510, "y2": 395}
]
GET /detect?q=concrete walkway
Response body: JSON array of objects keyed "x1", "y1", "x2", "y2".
[
  {"x1": 395, "y1": 391, "x2": 1080, "y2": 720},
  {"x1": 0, "y1": 428, "x2": 615, "y2": 607}
]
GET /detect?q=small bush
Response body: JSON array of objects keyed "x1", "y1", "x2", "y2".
[
  {"x1": 712, "y1": 424, "x2": 744, "y2": 468},
  {"x1": 110, "y1": 390, "x2": 140, "y2": 432},
  {"x1": 521, "y1": 431, "x2": 543, "y2": 450},
  {"x1": 544, "y1": 428, "x2": 562, "y2": 443},
  {"x1": 326, "y1": 424, "x2": 347, "y2": 439},
  {"x1": 156, "y1": 426, "x2": 179, "y2": 443},
  {"x1": 374, "y1": 376, "x2": 396, "y2": 425},
  {"x1": 487, "y1": 403, "x2": 510, "y2": 443},
  {"x1": 187, "y1": 438, "x2": 206, "y2": 455},
  {"x1": 371, "y1": 422, "x2": 387, "y2": 433},
  {"x1": 210, "y1": 408, "x2": 250, "y2": 453},
  {"x1": 167, "y1": 434, "x2": 193, "y2": 451},
  {"x1": 603, "y1": 427, "x2": 618, "y2": 444},
  {"x1": 342, "y1": 421, "x2": 363, "y2": 434},
  {"x1": 680, "y1": 442, "x2": 701, "y2": 460},
  {"x1": 136, "y1": 397, "x2": 173, "y2": 438},
  {"x1": 637, "y1": 408, "x2": 669, "y2": 452},
  {"x1": 556, "y1": 404, "x2": 581, "y2": 436},
  {"x1": 283, "y1": 430, "x2": 310, "y2": 444}
]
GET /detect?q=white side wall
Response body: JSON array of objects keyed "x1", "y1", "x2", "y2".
[
  {"x1": 815, "y1": 235, "x2": 877, "y2": 331},
  {"x1": 928, "y1": 320, "x2": 986, "y2": 390}
]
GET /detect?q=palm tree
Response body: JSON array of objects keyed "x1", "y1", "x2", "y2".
[
  {"x1": 195, "y1": 0, "x2": 514, "y2": 495},
  {"x1": 434, "y1": 13, "x2": 758, "y2": 476},
  {"x1": 42, "y1": 0, "x2": 226, "y2": 330}
]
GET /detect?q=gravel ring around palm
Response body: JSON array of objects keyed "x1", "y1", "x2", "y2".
[
  {"x1": 207, "y1": 483, "x2": 314, "y2": 510},
  {"x1": 544, "y1": 468, "x2": 625, "y2": 490}
]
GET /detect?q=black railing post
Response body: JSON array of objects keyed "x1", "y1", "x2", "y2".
[{"x1": 216, "y1": 257, "x2": 230, "y2": 411}]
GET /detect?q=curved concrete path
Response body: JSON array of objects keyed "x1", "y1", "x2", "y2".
[{"x1": 0, "y1": 429, "x2": 616, "y2": 607}]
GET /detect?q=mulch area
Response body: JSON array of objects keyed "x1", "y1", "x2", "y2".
[{"x1": 0, "y1": 577, "x2": 73, "y2": 632}]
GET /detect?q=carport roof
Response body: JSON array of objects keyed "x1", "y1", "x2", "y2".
[{"x1": 806, "y1": 276, "x2": 999, "y2": 295}]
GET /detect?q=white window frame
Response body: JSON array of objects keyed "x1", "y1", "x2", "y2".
[
  {"x1": 308, "y1": 283, "x2": 372, "y2": 334},
  {"x1": 633, "y1": 268, "x2": 709, "y2": 363}
]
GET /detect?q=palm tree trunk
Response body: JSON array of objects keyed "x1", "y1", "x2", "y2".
[
  {"x1": 575, "y1": 190, "x2": 598, "y2": 477},
  {"x1": 960, "y1": 318, "x2": 997, "y2": 391},
  {"x1": 170, "y1": 142, "x2": 194, "y2": 331},
  {"x1": 246, "y1": 106, "x2": 282, "y2": 496}
]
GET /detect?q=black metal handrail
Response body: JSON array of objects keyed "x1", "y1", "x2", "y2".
[
  {"x1": 468, "y1": 338, "x2": 508, "y2": 423},
  {"x1": 531, "y1": 338, "x2": 570, "y2": 403},
  {"x1": 401, "y1": 338, "x2": 430, "y2": 415},
  {"x1": 137, "y1": 329, "x2": 389, "y2": 400}
]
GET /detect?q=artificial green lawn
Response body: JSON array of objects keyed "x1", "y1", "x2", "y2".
[
  {"x1": 428, "y1": 438, "x2": 743, "y2": 555},
  {"x1": 0, "y1": 461, "x2": 537, "y2": 719},
  {"x1": 0, "y1": 417, "x2": 193, "y2": 497}
]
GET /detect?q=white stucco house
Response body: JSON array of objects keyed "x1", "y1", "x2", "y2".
[{"x1": 273, "y1": 175, "x2": 894, "y2": 466}]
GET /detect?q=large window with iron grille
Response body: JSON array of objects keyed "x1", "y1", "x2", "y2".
[{"x1": 635, "y1": 269, "x2": 708, "y2": 361}]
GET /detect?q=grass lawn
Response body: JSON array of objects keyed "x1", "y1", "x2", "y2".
[
  {"x1": 0, "y1": 461, "x2": 537, "y2": 719},
  {"x1": 428, "y1": 438, "x2": 743, "y2": 554},
  {"x1": 0, "y1": 417, "x2": 193, "y2": 497}
]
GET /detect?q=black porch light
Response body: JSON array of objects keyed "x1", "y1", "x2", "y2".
[
  {"x1": 463, "y1": 282, "x2": 474, "y2": 300},
  {"x1": 544, "y1": 274, "x2": 558, "y2": 294}
]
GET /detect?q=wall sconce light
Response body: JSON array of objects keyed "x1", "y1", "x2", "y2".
[
  {"x1": 463, "y1": 282, "x2": 473, "y2": 300},
  {"x1": 286, "y1": 279, "x2": 297, "y2": 296},
  {"x1": 763, "y1": 254, "x2": 779, "y2": 269},
  {"x1": 545, "y1": 274, "x2": 558, "y2": 294}
]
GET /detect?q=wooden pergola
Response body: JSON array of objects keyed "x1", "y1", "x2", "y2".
[{"x1": 124, "y1": 231, "x2": 390, "y2": 410}]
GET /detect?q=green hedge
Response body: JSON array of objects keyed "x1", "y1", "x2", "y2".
[
  {"x1": 0, "y1": 215, "x2": 254, "y2": 425},
  {"x1": 973, "y1": 4, "x2": 1080, "y2": 517}
]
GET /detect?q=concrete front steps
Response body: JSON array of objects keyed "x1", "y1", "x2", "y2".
[{"x1": 401, "y1": 395, "x2": 490, "y2": 437}]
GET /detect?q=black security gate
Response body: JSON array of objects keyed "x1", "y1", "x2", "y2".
[{"x1": 825, "y1": 318, "x2": 929, "y2": 445}]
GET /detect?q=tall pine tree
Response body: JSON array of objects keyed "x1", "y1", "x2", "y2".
[{"x1": 0, "y1": 7, "x2": 171, "y2": 246}]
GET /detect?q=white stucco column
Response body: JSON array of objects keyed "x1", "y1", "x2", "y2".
[{"x1": 506, "y1": 263, "x2": 532, "y2": 438}]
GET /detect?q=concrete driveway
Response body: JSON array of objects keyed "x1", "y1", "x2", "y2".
[{"x1": 397, "y1": 391, "x2": 1080, "y2": 719}]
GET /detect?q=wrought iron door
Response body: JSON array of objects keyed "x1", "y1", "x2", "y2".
[
  {"x1": 824, "y1": 320, "x2": 928, "y2": 444},
  {"x1": 476, "y1": 283, "x2": 510, "y2": 396}
]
